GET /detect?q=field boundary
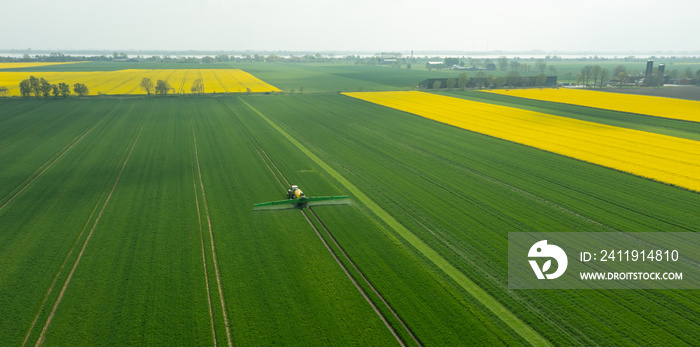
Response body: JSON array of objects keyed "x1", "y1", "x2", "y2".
[{"x1": 239, "y1": 97, "x2": 551, "y2": 347}]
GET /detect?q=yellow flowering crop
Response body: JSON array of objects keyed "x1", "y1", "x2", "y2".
[
  {"x1": 344, "y1": 91, "x2": 700, "y2": 192},
  {"x1": 0, "y1": 62, "x2": 88, "y2": 69},
  {"x1": 483, "y1": 88, "x2": 700, "y2": 123},
  {"x1": 0, "y1": 69, "x2": 280, "y2": 96}
]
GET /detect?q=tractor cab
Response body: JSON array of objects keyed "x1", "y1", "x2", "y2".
[{"x1": 287, "y1": 185, "x2": 304, "y2": 199}]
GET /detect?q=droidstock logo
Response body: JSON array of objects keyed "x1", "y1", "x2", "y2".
[{"x1": 528, "y1": 240, "x2": 568, "y2": 279}]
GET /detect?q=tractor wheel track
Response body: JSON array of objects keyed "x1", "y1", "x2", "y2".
[
  {"x1": 218, "y1": 98, "x2": 418, "y2": 346},
  {"x1": 1, "y1": 101, "x2": 120, "y2": 212},
  {"x1": 29, "y1": 101, "x2": 149, "y2": 346},
  {"x1": 192, "y1": 128, "x2": 234, "y2": 347}
]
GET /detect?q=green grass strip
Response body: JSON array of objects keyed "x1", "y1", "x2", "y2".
[{"x1": 239, "y1": 97, "x2": 551, "y2": 347}]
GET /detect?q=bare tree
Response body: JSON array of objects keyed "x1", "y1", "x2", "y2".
[
  {"x1": 581, "y1": 66, "x2": 593, "y2": 87},
  {"x1": 613, "y1": 65, "x2": 626, "y2": 78},
  {"x1": 509, "y1": 61, "x2": 520, "y2": 72},
  {"x1": 591, "y1": 65, "x2": 602, "y2": 87},
  {"x1": 617, "y1": 72, "x2": 627, "y2": 88},
  {"x1": 599, "y1": 68, "x2": 609, "y2": 88},
  {"x1": 535, "y1": 59, "x2": 547, "y2": 74},
  {"x1": 498, "y1": 56, "x2": 508, "y2": 71},
  {"x1": 140, "y1": 77, "x2": 154, "y2": 97}
]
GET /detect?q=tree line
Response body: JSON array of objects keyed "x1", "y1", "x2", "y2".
[
  {"x1": 138, "y1": 77, "x2": 205, "y2": 96},
  {"x1": 18, "y1": 76, "x2": 88, "y2": 98}
]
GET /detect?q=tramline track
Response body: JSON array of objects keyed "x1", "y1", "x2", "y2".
[{"x1": 217, "y1": 98, "x2": 421, "y2": 346}]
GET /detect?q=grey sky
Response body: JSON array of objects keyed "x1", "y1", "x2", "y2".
[{"x1": 3, "y1": 0, "x2": 698, "y2": 53}]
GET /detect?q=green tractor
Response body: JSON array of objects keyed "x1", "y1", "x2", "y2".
[{"x1": 253, "y1": 185, "x2": 350, "y2": 211}]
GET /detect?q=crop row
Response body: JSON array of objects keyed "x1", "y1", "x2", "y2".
[
  {"x1": 3, "y1": 94, "x2": 698, "y2": 345},
  {"x1": 244, "y1": 94, "x2": 700, "y2": 346},
  {"x1": 0, "y1": 62, "x2": 87, "y2": 70},
  {"x1": 344, "y1": 91, "x2": 700, "y2": 192},
  {"x1": 0, "y1": 98, "x2": 399, "y2": 345},
  {"x1": 484, "y1": 88, "x2": 700, "y2": 123},
  {"x1": 0, "y1": 69, "x2": 280, "y2": 96},
  {"x1": 446, "y1": 90, "x2": 700, "y2": 142}
]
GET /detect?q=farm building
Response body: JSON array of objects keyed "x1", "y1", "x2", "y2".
[{"x1": 419, "y1": 75, "x2": 557, "y2": 89}]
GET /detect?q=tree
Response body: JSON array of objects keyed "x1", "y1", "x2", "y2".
[
  {"x1": 599, "y1": 68, "x2": 609, "y2": 88},
  {"x1": 548, "y1": 65, "x2": 557, "y2": 76},
  {"x1": 509, "y1": 61, "x2": 520, "y2": 72},
  {"x1": 535, "y1": 74, "x2": 547, "y2": 88},
  {"x1": 29, "y1": 76, "x2": 41, "y2": 98},
  {"x1": 190, "y1": 78, "x2": 204, "y2": 94},
  {"x1": 506, "y1": 71, "x2": 520, "y2": 88},
  {"x1": 475, "y1": 71, "x2": 486, "y2": 88},
  {"x1": 0, "y1": 86, "x2": 8, "y2": 97},
  {"x1": 497, "y1": 56, "x2": 508, "y2": 71},
  {"x1": 581, "y1": 65, "x2": 593, "y2": 86},
  {"x1": 19, "y1": 79, "x2": 32, "y2": 97},
  {"x1": 140, "y1": 77, "x2": 154, "y2": 97},
  {"x1": 535, "y1": 59, "x2": 547, "y2": 74},
  {"x1": 444, "y1": 57, "x2": 459, "y2": 67},
  {"x1": 39, "y1": 78, "x2": 52, "y2": 97},
  {"x1": 155, "y1": 80, "x2": 171, "y2": 96},
  {"x1": 591, "y1": 65, "x2": 602, "y2": 87},
  {"x1": 432, "y1": 80, "x2": 442, "y2": 90},
  {"x1": 446, "y1": 77, "x2": 456, "y2": 90},
  {"x1": 655, "y1": 68, "x2": 665, "y2": 87},
  {"x1": 457, "y1": 72, "x2": 469, "y2": 90},
  {"x1": 73, "y1": 83, "x2": 89, "y2": 96},
  {"x1": 486, "y1": 74, "x2": 495, "y2": 89},
  {"x1": 51, "y1": 84, "x2": 60, "y2": 97},
  {"x1": 494, "y1": 76, "x2": 506, "y2": 88},
  {"x1": 58, "y1": 82, "x2": 71, "y2": 97},
  {"x1": 299, "y1": 86, "x2": 304, "y2": 94},
  {"x1": 683, "y1": 67, "x2": 694, "y2": 78},
  {"x1": 617, "y1": 72, "x2": 627, "y2": 88},
  {"x1": 613, "y1": 65, "x2": 626, "y2": 78}
]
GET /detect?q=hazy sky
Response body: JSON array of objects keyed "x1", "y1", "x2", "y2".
[{"x1": 3, "y1": 0, "x2": 698, "y2": 53}]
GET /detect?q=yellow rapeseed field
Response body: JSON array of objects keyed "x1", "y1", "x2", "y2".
[
  {"x1": 344, "y1": 91, "x2": 700, "y2": 192},
  {"x1": 0, "y1": 69, "x2": 280, "y2": 96},
  {"x1": 483, "y1": 88, "x2": 700, "y2": 123},
  {"x1": 0, "y1": 62, "x2": 88, "y2": 69}
]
